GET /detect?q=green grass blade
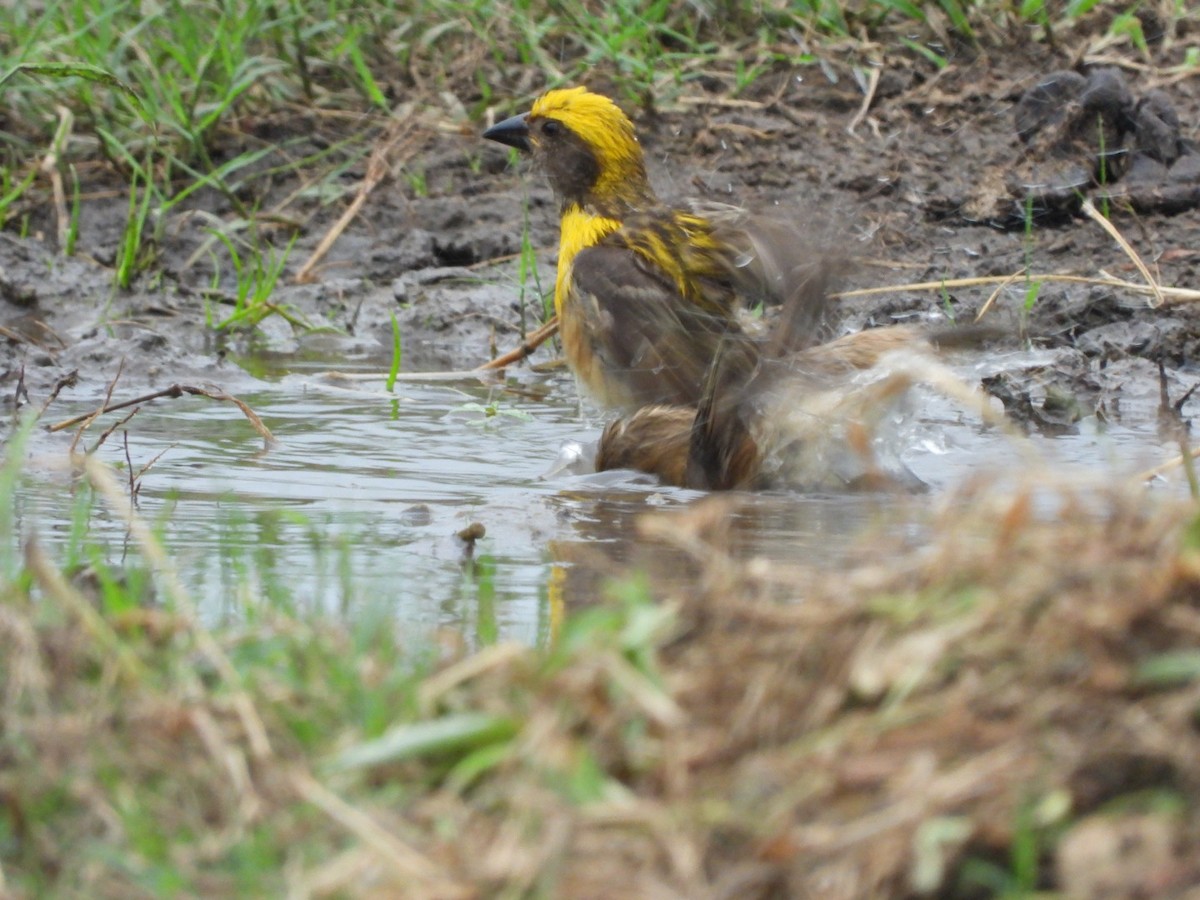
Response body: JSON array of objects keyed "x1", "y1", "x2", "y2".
[
  {"x1": 0, "y1": 62, "x2": 146, "y2": 116},
  {"x1": 386, "y1": 311, "x2": 403, "y2": 392},
  {"x1": 328, "y1": 713, "x2": 518, "y2": 772}
]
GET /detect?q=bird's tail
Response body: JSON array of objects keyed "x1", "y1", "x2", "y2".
[{"x1": 687, "y1": 262, "x2": 842, "y2": 489}]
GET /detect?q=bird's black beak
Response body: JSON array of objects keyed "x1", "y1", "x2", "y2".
[{"x1": 483, "y1": 112, "x2": 532, "y2": 152}]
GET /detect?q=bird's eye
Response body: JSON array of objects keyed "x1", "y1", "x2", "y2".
[{"x1": 542, "y1": 119, "x2": 564, "y2": 136}]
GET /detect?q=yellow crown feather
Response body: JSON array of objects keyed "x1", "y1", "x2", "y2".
[{"x1": 530, "y1": 87, "x2": 646, "y2": 198}]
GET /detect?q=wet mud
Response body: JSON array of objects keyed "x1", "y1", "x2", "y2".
[{"x1": 3, "y1": 46, "x2": 1200, "y2": 443}]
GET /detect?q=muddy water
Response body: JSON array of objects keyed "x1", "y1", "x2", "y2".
[{"x1": 14, "y1": 351, "x2": 1186, "y2": 646}]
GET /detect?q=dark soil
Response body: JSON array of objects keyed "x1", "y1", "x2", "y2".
[
  {"x1": 5, "y1": 30, "x2": 1200, "y2": 900},
  {"x1": 3, "y1": 44, "x2": 1200, "y2": 431}
]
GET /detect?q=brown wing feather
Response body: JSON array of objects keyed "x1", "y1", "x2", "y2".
[
  {"x1": 565, "y1": 244, "x2": 740, "y2": 410},
  {"x1": 698, "y1": 203, "x2": 842, "y2": 352}
]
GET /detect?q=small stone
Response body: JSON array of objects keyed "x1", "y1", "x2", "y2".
[{"x1": 456, "y1": 522, "x2": 486, "y2": 542}]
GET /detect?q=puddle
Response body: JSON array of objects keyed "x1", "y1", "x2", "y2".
[{"x1": 12, "y1": 352, "x2": 1188, "y2": 646}]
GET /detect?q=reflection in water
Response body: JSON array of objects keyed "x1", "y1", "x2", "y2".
[
  {"x1": 544, "y1": 486, "x2": 926, "y2": 620},
  {"x1": 13, "y1": 359, "x2": 1187, "y2": 646}
]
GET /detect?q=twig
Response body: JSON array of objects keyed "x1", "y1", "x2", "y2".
[
  {"x1": 858, "y1": 256, "x2": 928, "y2": 270},
  {"x1": 765, "y1": 97, "x2": 824, "y2": 128},
  {"x1": 11, "y1": 363, "x2": 29, "y2": 421},
  {"x1": 315, "y1": 369, "x2": 508, "y2": 384},
  {"x1": 974, "y1": 269, "x2": 1026, "y2": 322},
  {"x1": 467, "y1": 249, "x2": 535, "y2": 270},
  {"x1": 134, "y1": 443, "x2": 175, "y2": 485},
  {"x1": 675, "y1": 95, "x2": 767, "y2": 110},
  {"x1": 478, "y1": 316, "x2": 560, "y2": 370},
  {"x1": 124, "y1": 430, "x2": 138, "y2": 506},
  {"x1": 39, "y1": 106, "x2": 74, "y2": 250},
  {"x1": 294, "y1": 120, "x2": 414, "y2": 284},
  {"x1": 1078, "y1": 198, "x2": 1164, "y2": 308},
  {"x1": 69, "y1": 358, "x2": 125, "y2": 455},
  {"x1": 1136, "y1": 446, "x2": 1200, "y2": 483},
  {"x1": 477, "y1": 268, "x2": 1198, "y2": 374},
  {"x1": 36, "y1": 368, "x2": 78, "y2": 419},
  {"x1": 847, "y1": 65, "x2": 881, "y2": 136},
  {"x1": 30, "y1": 318, "x2": 68, "y2": 349},
  {"x1": 90, "y1": 407, "x2": 139, "y2": 454},
  {"x1": 448, "y1": 266, "x2": 1200, "y2": 377},
  {"x1": 0, "y1": 324, "x2": 30, "y2": 346},
  {"x1": 833, "y1": 272, "x2": 1200, "y2": 304}
]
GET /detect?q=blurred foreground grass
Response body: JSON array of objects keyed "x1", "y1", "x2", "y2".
[{"x1": 3, "y1": 414, "x2": 1200, "y2": 895}]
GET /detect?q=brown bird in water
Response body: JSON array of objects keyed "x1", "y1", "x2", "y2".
[
  {"x1": 483, "y1": 86, "x2": 829, "y2": 411},
  {"x1": 596, "y1": 266, "x2": 993, "y2": 491}
]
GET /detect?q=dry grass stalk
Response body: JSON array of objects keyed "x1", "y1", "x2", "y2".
[
  {"x1": 84, "y1": 456, "x2": 274, "y2": 761},
  {"x1": 836, "y1": 271, "x2": 1199, "y2": 304},
  {"x1": 1078, "y1": 197, "x2": 1165, "y2": 307},
  {"x1": 39, "y1": 105, "x2": 73, "y2": 251},
  {"x1": 289, "y1": 770, "x2": 468, "y2": 897},
  {"x1": 294, "y1": 120, "x2": 417, "y2": 284}
]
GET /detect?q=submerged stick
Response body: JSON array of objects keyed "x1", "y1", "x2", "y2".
[
  {"x1": 478, "y1": 315, "x2": 560, "y2": 370},
  {"x1": 315, "y1": 369, "x2": 507, "y2": 384},
  {"x1": 1136, "y1": 446, "x2": 1200, "y2": 484},
  {"x1": 48, "y1": 383, "x2": 274, "y2": 445}
]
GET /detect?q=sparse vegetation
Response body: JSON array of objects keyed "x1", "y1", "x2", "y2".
[
  {"x1": 3, "y1": 1, "x2": 1200, "y2": 897},
  {"x1": 3, "y1": 441, "x2": 1200, "y2": 895},
  {"x1": 2, "y1": 0, "x2": 1189, "y2": 303}
]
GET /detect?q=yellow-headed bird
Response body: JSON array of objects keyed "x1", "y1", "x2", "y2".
[{"x1": 483, "y1": 86, "x2": 825, "y2": 411}]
